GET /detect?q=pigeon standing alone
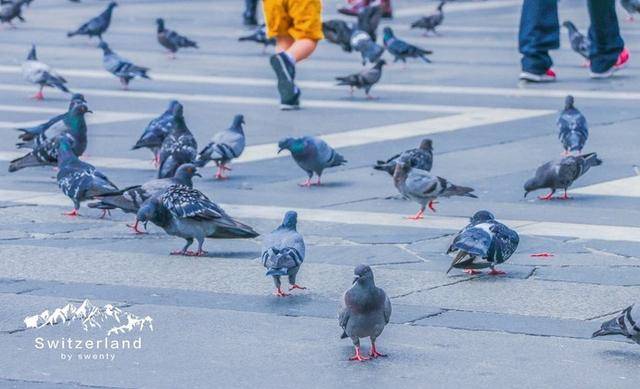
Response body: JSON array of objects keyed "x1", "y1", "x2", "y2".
[
  {"x1": 156, "y1": 18, "x2": 198, "y2": 59},
  {"x1": 67, "y1": 2, "x2": 117, "y2": 42},
  {"x1": 383, "y1": 27, "x2": 432, "y2": 64},
  {"x1": 562, "y1": 21, "x2": 591, "y2": 66},
  {"x1": 196, "y1": 114, "x2": 246, "y2": 180},
  {"x1": 524, "y1": 153, "x2": 602, "y2": 200},
  {"x1": 132, "y1": 100, "x2": 182, "y2": 166},
  {"x1": 336, "y1": 59, "x2": 386, "y2": 99},
  {"x1": 0, "y1": 0, "x2": 29, "y2": 27},
  {"x1": 374, "y1": 139, "x2": 433, "y2": 175},
  {"x1": 137, "y1": 185, "x2": 259, "y2": 256},
  {"x1": 557, "y1": 95, "x2": 588, "y2": 155},
  {"x1": 446, "y1": 211, "x2": 519, "y2": 276},
  {"x1": 592, "y1": 303, "x2": 640, "y2": 345},
  {"x1": 21, "y1": 44, "x2": 70, "y2": 100},
  {"x1": 261, "y1": 211, "x2": 306, "y2": 297},
  {"x1": 621, "y1": 0, "x2": 640, "y2": 21},
  {"x1": 98, "y1": 41, "x2": 150, "y2": 89},
  {"x1": 157, "y1": 104, "x2": 198, "y2": 179},
  {"x1": 339, "y1": 265, "x2": 391, "y2": 361},
  {"x1": 238, "y1": 24, "x2": 275, "y2": 53},
  {"x1": 393, "y1": 163, "x2": 477, "y2": 219},
  {"x1": 278, "y1": 136, "x2": 347, "y2": 187},
  {"x1": 411, "y1": 0, "x2": 445, "y2": 36}
]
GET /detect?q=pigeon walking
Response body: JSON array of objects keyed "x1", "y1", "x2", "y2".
[
  {"x1": 383, "y1": 27, "x2": 432, "y2": 64},
  {"x1": 157, "y1": 104, "x2": 198, "y2": 179},
  {"x1": 21, "y1": 44, "x2": 70, "y2": 100},
  {"x1": 562, "y1": 21, "x2": 590, "y2": 66},
  {"x1": 621, "y1": 0, "x2": 640, "y2": 21},
  {"x1": 0, "y1": 0, "x2": 28, "y2": 27},
  {"x1": 238, "y1": 24, "x2": 275, "y2": 53},
  {"x1": 393, "y1": 163, "x2": 477, "y2": 219},
  {"x1": 278, "y1": 136, "x2": 347, "y2": 187},
  {"x1": 15, "y1": 93, "x2": 86, "y2": 143},
  {"x1": 524, "y1": 153, "x2": 602, "y2": 200},
  {"x1": 132, "y1": 100, "x2": 182, "y2": 166},
  {"x1": 336, "y1": 59, "x2": 385, "y2": 99},
  {"x1": 351, "y1": 28, "x2": 384, "y2": 65},
  {"x1": 446, "y1": 210, "x2": 519, "y2": 276},
  {"x1": 156, "y1": 18, "x2": 198, "y2": 58},
  {"x1": 411, "y1": 0, "x2": 445, "y2": 36},
  {"x1": 98, "y1": 41, "x2": 150, "y2": 90},
  {"x1": 339, "y1": 265, "x2": 391, "y2": 362},
  {"x1": 261, "y1": 211, "x2": 306, "y2": 297},
  {"x1": 196, "y1": 114, "x2": 246, "y2": 180},
  {"x1": 592, "y1": 303, "x2": 640, "y2": 345},
  {"x1": 137, "y1": 185, "x2": 259, "y2": 256},
  {"x1": 557, "y1": 95, "x2": 588, "y2": 155},
  {"x1": 374, "y1": 139, "x2": 433, "y2": 175},
  {"x1": 67, "y1": 1, "x2": 117, "y2": 41}
]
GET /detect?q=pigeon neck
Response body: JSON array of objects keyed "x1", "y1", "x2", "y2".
[{"x1": 27, "y1": 47, "x2": 37, "y2": 61}]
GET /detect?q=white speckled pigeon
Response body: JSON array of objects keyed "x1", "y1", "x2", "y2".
[
  {"x1": 621, "y1": 0, "x2": 640, "y2": 21},
  {"x1": 557, "y1": 95, "x2": 588, "y2": 155},
  {"x1": 238, "y1": 24, "x2": 275, "y2": 54},
  {"x1": 196, "y1": 114, "x2": 246, "y2": 180},
  {"x1": 67, "y1": 1, "x2": 117, "y2": 41},
  {"x1": 157, "y1": 104, "x2": 198, "y2": 179},
  {"x1": 132, "y1": 100, "x2": 182, "y2": 166},
  {"x1": 16, "y1": 93, "x2": 86, "y2": 144},
  {"x1": 383, "y1": 27, "x2": 432, "y2": 64},
  {"x1": 375, "y1": 139, "x2": 433, "y2": 175},
  {"x1": 394, "y1": 163, "x2": 477, "y2": 219},
  {"x1": 592, "y1": 303, "x2": 640, "y2": 345},
  {"x1": 411, "y1": 0, "x2": 445, "y2": 36},
  {"x1": 524, "y1": 152, "x2": 602, "y2": 200},
  {"x1": 21, "y1": 45, "x2": 70, "y2": 100},
  {"x1": 446, "y1": 210, "x2": 519, "y2": 276},
  {"x1": 339, "y1": 264, "x2": 391, "y2": 361},
  {"x1": 562, "y1": 21, "x2": 590, "y2": 66},
  {"x1": 261, "y1": 211, "x2": 306, "y2": 297},
  {"x1": 98, "y1": 41, "x2": 150, "y2": 90},
  {"x1": 136, "y1": 185, "x2": 259, "y2": 256},
  {"x1": 156, "y1": 18, "x2": 198, "y2": 59},
  {"x1": 278, "y1": 136, "x2": 347, "y2": 187},
  {"x1": 336, "y1": 59, "x2": 385, "y2": 99},
  {"x1": 0, "y1": 0, "x2": 28, "y2": 27},
  {"x1": 350, "y1": 28, "x2": 384, "y2": 65}
]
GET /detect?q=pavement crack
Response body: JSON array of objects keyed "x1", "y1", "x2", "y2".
[
  {"x1": 525, "y1": 267, "x2": 538, "y2": 279},
  {"x1": 585, "y1": 309, "x2": 624, "y2": 321},
  {"x1": 391, "y1": 277, "x2": 475, "y2": 299},
  {"x1": 404, "y1": 309, "x2": 448, "y2": 325},
  {"x1": 319, "y1": 196, "x2": 383, "y2": 208}
]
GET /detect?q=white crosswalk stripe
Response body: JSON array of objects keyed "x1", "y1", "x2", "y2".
[{"x1": 572, "y1": 175, "x2": 640, "y2": 198}]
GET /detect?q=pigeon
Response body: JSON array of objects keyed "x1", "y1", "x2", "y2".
[
  {"x1": 322, "y1": 20, "x2": 354, "y2": 52},
  {"x1": 383, "y1": 27, "x2": 432, "y2": 64},
  {"x1": 196, "y1": 114, "x2": 246, "y2": 180},
  {"x1": 357, "y1": 5, "x2": 382, "y2": 42},
  {"x1": 67, "y1": 1, "x2": 117, "y2": 41},
  {"x1": 621, "y1": 0, "x2": 640, "y2": 21},
  {"x1": 9, "y1": 102, "x2": 91, "y2": 172},
  {"x1": 132, "y1": 100, "x2": 182, "y2": 166},
  {"x1": 88, "y1": 163, "x2": 200, "y2": 233},
  {"x1": 592, "y1": 303, "x2": 640, "y2": 345},
  {"x1": 411, "y1": 0, "x2": 445, "y2": 36},
  {"x1": 261, "y1": 211, "x2": 306, "y2": 297},
  {"x1": 350, "y1": 28, "x2": 384, "y2": 65},
  {"x1": 446, "y1": 210, "x2": 519, "y2": 276},
  {"x1": 557, "y1": 95, "x2": 588, "y2": 155},
  {"x1": 21, "y1": 44, "x2": 70, "y2": 100},
  {"x1": 277, "y1": 136, "x2": 347, "y2": 186},
  {"x1": 56, "y1": 136, "x2": 119, "y2": 217},
  {"x1": 524, "y1": 152, "x2": 602, "y2": 200},
  {"x1": 238, "y1": 24, "x2": 275, "y2": 53},
  {"x1": 374, "y1": 139, "x2": 433, "y2": 176},
  {"x1": 156, "y1": 18, "x2": 198, "y2": 58},
  {"x1": 157, "y1": 104, "x2": 198, "y2": 179},
  {"x1": 562, "y1": 21, "x2": 590, "y2": 65},
  {"x1": 136, "y1": 184, "x2": 259, "y2": 256},
  {"x1": 393, "y1": 163, "x2": 477, "y2": 219},
  {"x1": 0, "y1": 0, "x2": 28, "y2": 27},
  {"x1": 98, "y1": 41, "x2": 150, "y2": 89},
  {"x1": 15, "y1": 93, "x2": 86, "y2": 144},
  {"x1": 336, "y1": 59, "x2": 386, "y2": 99},
  {"x1": 339, "y1": 265, "x2": 391, "y2": 362}
]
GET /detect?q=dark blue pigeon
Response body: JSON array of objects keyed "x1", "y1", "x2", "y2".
[
  {"x1": 383, "y1": 27, "x2": 432, "y2": 64},
  {"x1": 411, "y1": 1, "x2": 445, "y2": 36},
  {"x1": 261, "y1": 211, "x2": 306, "y2": 297},
  {"x1": 524, "y1": 152, "x2": 602, "y2": 200},
  {"x1": 446, "y1": 211, "x2": 519, "y2": 276},
  {"x1": 157, "y1": 104, "x2": 198, "y2": 179},
  {"x1": 278, "y1": 136, "x2": 347, "y2": 186},
  {"x1": 67, "y1": 2, "x2": 117, "y2": 41},
  {"x1": 238, "y1": 24, "x2": 275, "y2": 54},
  {"x1": 322, "y1": 20, "x2": 354, "y2": 52},
  {"x1": 562, "y1": 21, "x2": 590, "y2": 65},
  {"x1": 156, "y1": 18, "x2": 198, "y2": 58},
  {"x1": 16, "y1": 93, "x2": 86, "y2": 145},
  {"x1": 132, "y1": 100, "x2": 182, "y2": 166},
  {"x1": 0, "y1": 0, "x2": 29, "y2": 27},
  {"x1": 336, "y1": 59, "x2": 386, "y2": 99},
  {"x1": 196, "y1": 114, "x2": 246, "y2": 179},
  {"x1": 557, "y1": 95, "x2": 588, "y2": 155},
  {"x1": 98, "y1": 41, "x2": 150, "y2": 89},
  {"x1": 621, "y1": 0, "x2": 640, "y2": 21},
  {"x1": 350, "y1": 29, "x2": 384, "y2": 65},
  {"x1": 592, "y1": 303, "x2": 640, "y2": 345}
]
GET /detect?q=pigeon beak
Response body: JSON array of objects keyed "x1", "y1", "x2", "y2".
[
  {"x1": 86, "y1": 109, "x2": 93, "y2": 114},
  {"x1": 352, "y1": 275, "x2": 360, "y2": 284},
  {"x1": 194, "y1": 172, "x2": 202, "y2": 178},
  {"x1": 277, "y1": 148, "x2": 284, "y2": 154}
]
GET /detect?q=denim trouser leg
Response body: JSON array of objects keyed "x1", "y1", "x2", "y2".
[
  {"x1": 244, "y1": 0, "x2": 259, "y2": 19},
  {"x1": 518, "y1": 0, "x2": 559, "y2": 74},
  {"x1": 587, "y1": 0, "x2": 624, "y2": 73}
]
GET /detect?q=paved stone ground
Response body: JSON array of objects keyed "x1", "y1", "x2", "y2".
[{"x1": 0, "y1": 0, "x2": 639, "y2": 388}]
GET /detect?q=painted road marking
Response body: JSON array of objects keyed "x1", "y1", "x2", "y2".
[
  {"x1": 0, "y1": 109, "x2": 155, "y2": 129},
  {"x1": 573, "y1": 175, "x2": 640, "y2": 198}
]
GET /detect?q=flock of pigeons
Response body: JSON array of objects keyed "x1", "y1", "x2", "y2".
[{"x1": 3, "y1": 0, "x2": 639, "y2": 360}]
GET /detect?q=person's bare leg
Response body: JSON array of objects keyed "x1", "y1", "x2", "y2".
[
  {"x1": 276, "y1": 36, "x2": 294, "y2": 53},
  {"x1": 285, "y1": 39, "x2": 318, "y2": 62}
]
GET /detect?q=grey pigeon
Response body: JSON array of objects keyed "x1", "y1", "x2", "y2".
[
  {"x1": 21, "y1": 45, "x2": 70, "y2": 100},
  {"x1": 562, "y1": 21, "x2": 590, "y2": 65},
  {"x1": 238, "y1": 24, "x2": 275, "y2": 54},
  {"x1": 322, "y1": 20, "x2": 354, "y2": 52},
  {"x1": 557, "y1": 95, "x2": 588, "y2": 155},
  {"x1": 336, "y1": 59, "x2": 385, "y2": 99},
  {"x1": 98, "y1": 41, "x2": 150, "y2": 90},
  {"x1": 196, "y1": 114, "x2": 246, "y2": 180},
  {"x1": 446, "y1": 210, "x2": 519, "y2": 276},
  {"x1": 56, "y1": 137, "x2": 119, "y2": 217},
  {"x1": 137, "y1": 184, "x2": 259, "y2": 256},
  {"x1": 350, "y1": 28, "x2": 384, "y2": 65},
  {"x1": 383, "y1": 27, "x2": 432, "y2": 64},
  {"x1": 9, "y1": 102, "x2": 91, "y2": 172},
  {"x1": 278, "y1": 136, "x2": 347, "y2": 186},
  {"x1": 621, "y1": 0, "x2": 640, "y2": 21},
  {"x1": 339, "y1": 265, "x2": 391, "y2": 361},
  {"x1": 88, "y1": 163, "x2": 200, "y2": 233},
  {"x1": 156, "y1": 18, "x2": 198, "y2": 58},
  {"x1": 0, "y1": 0, "x2": 28, "y2": 27},
  {"x1": 357, "y1": 5, "x2": 382, "y2": 42},
  {"x1": 374, "y1": 139, "x2": 433, "y2": 175},
  {"x1": 411, "y1": 0, "x2": 445, "y2": 36},
  {"x1": 393, "y1": 163, "x2": 477, "y2": 219},
  {"x1": 524, "y1": 152, "x2": 602, "y2": 200},
  {"x1": 132, "y1": 100, "x2": 182, "y2": 166},
  {"x1": 592, "y1": 303, "x2": 640, "y2": 345},
  {"x1": 261, "y1": 211, "x2": 306, "y2": 297},
  {"x1": 157, "y1": 104, "x2": 198, "y2": 179},
  {"x1": 67, "y1": 1, "x2": 117, "y2": 41},
  {"x1": 16, "y1": 93, "x2": 86, "y2": 144}
]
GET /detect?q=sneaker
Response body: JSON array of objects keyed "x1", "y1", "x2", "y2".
[
  {"x1": 270, "y1": 53, "x2": 299, "y2": 109},
  {"x1": 280, "y1": 90, "x2": 301, "y2": 111},
  {"x1": 590, "y1": 48, "x2": 630, "y2": 79},
  {"x1": 519, "y1": 69, "x2": 556, "y2": 82}
]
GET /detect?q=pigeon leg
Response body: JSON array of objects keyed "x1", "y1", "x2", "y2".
[
  {"x1": 315, "y1": 176, "x2": 322, "y2": 186},
  {"x1": 538, "y1": 191, "x2": 555, "y2": 200},
  {"x1": 626, "y1": 15, "x2": 635, "y2": 22},
  {"x1": 126, "y1": 220, "x2": 146, "y2": 234},
  {"x1": 488, "y1": 267, "x2": 506, "y2": 276},
  {"x1": 428, "y1": 200, "x2": 438, "y2": 212},
  {"x1": 298, "y1": 178, "x2": 312, "y2": 187},
  {"x1": 464, "y1": 269, "x2": 482, "y2": 275},
  {"x1": 31, "y1": 86, "x2": 44, "y2": 101},
  {"x1": 193, "y1": 239, "x2": 207, "y2": 257},
  {"x1": 120, "y1": 78, "x2": 129, "y2": 91},
  {"x1": 366, "y1": 92, "x2": 378, "y2": 100},
  {"x1": 171, "y1": 238, "x2": 194, "y2": 255},
  {"x1": 581, "y1": 59, "x2": 591, "y2": 67},
  {"x1": 407, "y1": 207, "x2": 425, "y2": 220},
  {"x1": 349, "y1": 346, "x2": 370, "y2": 362},
  {"x1": 274, "y1": 286, "x2": 290, "y2": 297},
  {"x1": 99, "y1": 209, "x2": 111, "y2": 219},
  {"x1": 369, "y1": 341, "x2": 387, "y2": 358},
  {"x1": 558, "y1": 189, "x2": 571, "y2": 200},
  {"x1": 63, "y1": 209, "x2": 79, "y2": 217},
  {"x1": 288, "y1": 284, "x2": 307, "y2": 291},
  {"x1": 530, "y1": 252, "x2": 554, "y2": 258}
]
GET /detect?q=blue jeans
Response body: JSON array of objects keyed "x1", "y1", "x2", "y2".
[{"x1": 519, "y1": 0, "x2": 624, "y2": 74}]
